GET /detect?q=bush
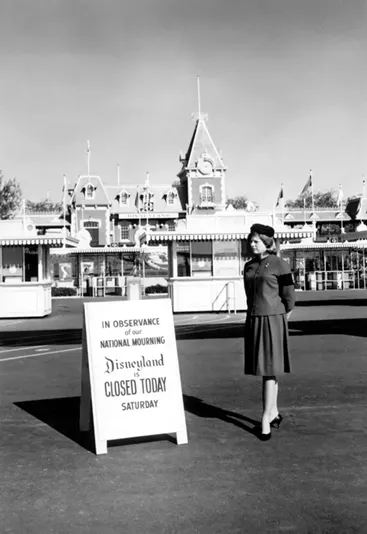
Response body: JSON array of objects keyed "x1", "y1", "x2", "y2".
[
  {"x1": 52, "y1": 287, "x2": 77, "y2": 297},
  {"x1": 145, "y1": 284, "x2": 168, "y2": 295}
]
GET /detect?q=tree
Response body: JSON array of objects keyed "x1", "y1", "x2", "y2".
[
  {"x1": 285, "y1": 189, "x2": 338, "y2": 209},
  {"x1": 0, "y1": 171, "x2": 23, "y2": 219},
  {"x1": 26, "y1": 199, "x2": 62, "y2": 212},
  {"x1": 226, "y1": 195, "x2": 259, "y2": 211}
]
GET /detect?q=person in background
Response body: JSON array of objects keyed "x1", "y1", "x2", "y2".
[{"x1": 243, "y1": 223, "x2": 295, "y2": 441}]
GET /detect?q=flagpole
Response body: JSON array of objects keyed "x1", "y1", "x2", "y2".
[
  {"x1": 281, "y1": 183, "x2": 284, "y2": 225},
  {"x1": 62, "y1": 175, "x2": 67, "y2": 247},
  {"x1": 339, "y1": 184, "x2": 344, "y2": 238},
  {"x1": 362, "y1": 175, "x2": 366, "y2": 198},
  {"x1": 310, "y1": 169, "x2": 316, "y2": 239},
  {"x1": 303, "y1": 197, "x2": 306, "y2": 225}
]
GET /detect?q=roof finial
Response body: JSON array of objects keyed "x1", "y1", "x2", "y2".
[
  {"x1": 197, "y1": 75, "x2": 201, "y2": 118},
  {"x1": 86, "y1": 139, "x2": 91, "y2": 176},
  {"x1": 145, "y1": 171, "x2": 150, "y2": 187},
  {"x1": 191, "y1": 76, "x2": 208, "y2": 122}
]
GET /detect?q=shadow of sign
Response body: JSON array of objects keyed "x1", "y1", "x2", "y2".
[{"x1": 14, "y1": 397, "x2": 176, "y2": 453}]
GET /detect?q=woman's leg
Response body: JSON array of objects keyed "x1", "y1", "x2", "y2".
[
  {"x1": 262, "y1": 376, "x2": 277, "y2": 434},
  {"x1": 272, "y1": 379, "x2": 279, "y2": 419}
]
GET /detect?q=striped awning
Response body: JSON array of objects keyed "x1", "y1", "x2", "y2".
[
  {"x1": 0, "y1": 237, "x2": 77, "y2": 246},
  {"x1": 145, "y1": 230, "x2": 313, "y2": 242},
  {"x1": 281, "y1": 241, "x2": 367, "y2": 251},
  {"x1": 50, "y1": 246, "x2": 142, "y2": 255}
]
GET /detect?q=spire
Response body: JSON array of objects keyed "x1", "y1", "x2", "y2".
[
  {"x1": 145, "y1": 171, "x2": 150, "y2": 187},
  {"x1": 197, "y1": 75, "x2": 201, "y2": 118},
  {"x1": 183, "y1": 117, "x2": 225, "y2": 171},
  {"x1": 191, "y1": 75, "x2": 208, "y2": 123}
]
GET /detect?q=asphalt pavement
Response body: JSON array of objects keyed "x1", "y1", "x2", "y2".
[{"x1": 1, "y1": 292, "x2": 367, "y2": 533}]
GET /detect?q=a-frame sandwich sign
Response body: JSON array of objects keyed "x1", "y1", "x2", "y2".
[{"x1": 79, "y1": 298, "x2": 188, "y2": 454}]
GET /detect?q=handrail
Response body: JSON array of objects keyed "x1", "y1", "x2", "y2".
[
  {"x1": 226, "y1": 280, "x2": 237, "y2": 314},
  {"x1": 212, "y1": 280, "x2": 237, "y2": 314}
]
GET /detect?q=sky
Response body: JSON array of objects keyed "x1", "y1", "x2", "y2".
[{"x1": 0, "y1": 0, "x2": 366, "y2": 210}]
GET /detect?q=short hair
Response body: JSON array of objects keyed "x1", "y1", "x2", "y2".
[{"x1": 247, "y1": 231, "x2": 277, "y2": 254}]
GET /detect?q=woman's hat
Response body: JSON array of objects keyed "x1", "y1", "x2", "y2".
[{"x1": 250, "y1": 223, "x2": 275, "y2": 238}]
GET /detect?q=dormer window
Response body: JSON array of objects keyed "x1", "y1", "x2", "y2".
[
  {"x1": 85, "y1": 183, "x2": 95, "y2": 200},
  {"x1": 140, "y1": 191, "x2": 154, "y2": 211},
  {"x1": 118, "y1": 190, "x2": 130, "y2": 206},
  {"x1": 164, "y1": 188, "x2": 177, "y2": 206}
]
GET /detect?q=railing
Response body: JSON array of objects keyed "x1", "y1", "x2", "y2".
[
  {"x1": 212, "y1": 280, "x2": 237, "y2": 314},
  {"x1": 226, "y1": 280, "x2": 237, "y2": 314}
]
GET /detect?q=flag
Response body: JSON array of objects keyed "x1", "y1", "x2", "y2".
[
  {"x1": 301, "y1": 172, "x2": 312, "y2": 196},
  {"x1": 275, "y1": 184, "x2": 284, "y2": 207},
  {"x1": 337, "y1": 184, "x2": 344, "y2": 205}
]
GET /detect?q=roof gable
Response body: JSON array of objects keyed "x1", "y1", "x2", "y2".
[
  {"x1": 182, "y1": 118, "x2": 225, "y2": 171},
  {"x1": 70, "y1": 175, "x2": 110, "y2": 206}
]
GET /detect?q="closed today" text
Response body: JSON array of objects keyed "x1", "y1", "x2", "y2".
[{"x1": 104, "y1": 377, "x2": 167, "y2": 397}]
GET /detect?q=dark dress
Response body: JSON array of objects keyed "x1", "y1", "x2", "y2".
[{"x1": 243, "y1": 254, "x2": 295, "y2": 376}]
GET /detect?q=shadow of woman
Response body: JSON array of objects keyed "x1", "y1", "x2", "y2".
[{"x1": 183, "y1": 395, "x2": 260, "y2": 438}]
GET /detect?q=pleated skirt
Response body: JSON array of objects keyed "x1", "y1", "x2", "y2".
[{"x1": 244, "y1": 314, "x2": 292, "y2": 376}]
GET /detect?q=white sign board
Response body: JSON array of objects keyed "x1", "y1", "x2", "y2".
[
  {"x1": 80, "y1": 299, "x2": 188, "y2": 454},
  {"x1": 118, "y1": 213, "x2": 179, "y2": 219}
]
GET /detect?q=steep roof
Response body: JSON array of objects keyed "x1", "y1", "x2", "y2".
[
  {"x1": 106, "y1": 184, "x2": 185, "y2": 215},
  {"x1": 345, "y1": 197, "x2": 367, "y2": 220},
  {"x1": 70, "y1": 175, "x2": 110, "y2": 206},
  {"x1": 181, "y1": 117, "x2": 226, "y2": 171}
]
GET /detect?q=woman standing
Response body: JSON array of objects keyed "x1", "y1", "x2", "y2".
[{"x1": 243, "y1": 223, "x2": 295, "y2": 441}]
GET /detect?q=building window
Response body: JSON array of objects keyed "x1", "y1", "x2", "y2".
[
  {"x1": 120, "y1": 192, "x2": 129, "y2": 205},
  {"x1": 167, "y1": 192, "x2": 175, "y2": 205},
  {"x1": 200, "y1": 186, "x2": 213, "y2": 203},
  {"x1": 213, "y1": 241, "x2": 240, "y2": 277},
  {"x1": 85, "y1": 184, "x2": 95, "y2": 199},
  {"x1": 191, "y1": 241, "x2": 213, "y2": 277},
  {"x1": 83, "y1": 221, "x2": 99, "y2": 247},
  {"x1": 2, "y1": 246, "x2": 23, "y2": 283},
  {"x1": 140, "y1": 191, "x2": 154, "y2": 211},
  {"x1": 167, "y1": 221, "x2": 176, "y2": 231},
  {"x1": 177, "y1": 242, "x2": 190, "y2": 277},
  {"x1": 120, "y1": 224, "x2": 129, "y2": 240}
]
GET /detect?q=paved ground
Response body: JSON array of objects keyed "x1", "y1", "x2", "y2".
[{"x1": 1, "y1": 292, "x2": 367, "y2": 533}]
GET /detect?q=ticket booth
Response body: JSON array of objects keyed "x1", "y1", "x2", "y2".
[
  {"x1": 0, "y1": 219, "x2": 78, "y2": 318},
  {"x1": 140, "y1": 214, "x2": 313, "y2": 313}
]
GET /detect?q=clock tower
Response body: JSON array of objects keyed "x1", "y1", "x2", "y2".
[{"x1": 177, "y1": 109, "x2": 227, "y2": 214}]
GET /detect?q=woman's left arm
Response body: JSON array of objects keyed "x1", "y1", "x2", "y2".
[{"x1": 278, "y1": 259, "x2": 295, "y2": 313}]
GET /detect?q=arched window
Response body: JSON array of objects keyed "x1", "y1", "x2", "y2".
[
  {"x1": 83, "y1": 221, "x2": 99, "y2": 246},
  {"x1": 200, "y1": 186, "x2": 213, "y2": 203}
]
